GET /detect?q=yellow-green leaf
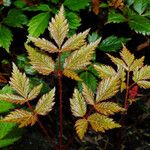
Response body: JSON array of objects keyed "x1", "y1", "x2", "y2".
[
  {"x1": 94, "y1": 102, "x2": 125, "y2": 115},
  {"x1": 96, "y1": 76, "x2": 120, "y2": 102},
  {"x1": 136, "y1": 80, "x2": 150, "y2": 89},
  {"x1": 88, "y1": 113, "x2": 121, "y2": 132},
  {"x1": 62, "y1": 29, "x2": 90, "y2": 52},
  {"x1": 25, "y1": 44, "x2": 55, "y2": 75},
  {"x1": 0, "y1": 94, "x2": 26, "y2": 104},
  {"x1": 35, "y1": 88, "x2": 55, "y2": 115},
  {"x1": 120, "y1": 45, "x2": 134, "y2": 67},
  {"x1": 82, "y1": 83, "x2": 94, "y2": 105},
  {"x1": 1, "y1": 109, "x2": 37, "y2": 128},
  {"x1": 63, "y1": 69, "x2": 82, "y2": 81},
  {"x1": 130, "y1": 56, "x2": 145, "y2": 71},
  {"x1": 75, "y1": 118, "x2": 88, "y2": 140},
  {"x1": 28, "y1": 83, "x2": 43, "y2": 100},
  {"x1": 48, "y1": 5, "x2": 69, "y2": 48},
  {"x1": 64, "y1": 39, "x2": 100, "y2": 70},
  {"x1": 94, "y1": 64, "x2": 116, "y2": 79},
  {"x1": 70, "y1": 89, "x2": 87, "y2": 117},
  {"x1": 9, "y1": 63, "x2": 29, "y2": 98},
  {"x1": 28, "y1": 36, "x2": 58, "y2": 53}
]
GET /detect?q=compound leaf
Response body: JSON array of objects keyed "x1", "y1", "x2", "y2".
[
  {"x1": 70, "y1": 89, "x2": 87, "y2": 117},
  {"x1": 62, "y1": 29, "x2": 90, "y2": 52},
  {"x1": 28, "y1": 12, "x2": 50, "y2": 37},
  {"x1": 28, "y1": 83, "x2": 43, "y2": 100},
  {"x1": 96, "y1": 76, "x2": 120, "y2": 102},
  {"x1": 64, "y1": 39, "x2": 100, "y2": 70},
  {"x1": 94, "y1": 102, "x2": 125, "y2": 115},
  {"x1": 9, "y1": 63, "x2": 29, "y2": 98},
  {"x1": 94, "y1": 64, "x2": 116, "y2": 79},
  {"x1": 75, "y1": 118, "x2": 88, "y2": 140},
  {"x1": 28, "y1": 37, "x2": 58, "y2": 53},
  {"x1": 1, "y1": 109, "x2": 37, "y2": 128},
  {"x1": 35, "y1": 88, "x2": 55, "y2": 115},
  {"x1": 48, "y1": 5, "x2": 69, "y2": 48},
  {"x1": 82, "y1": 83, "x2": 94, "y2": 105},
  {"x1": 88, "y1": 113, "x2": 121, "y2": 132},
  {"x1": 25, "y1": 44, "x2": 55, "y2": 75}
]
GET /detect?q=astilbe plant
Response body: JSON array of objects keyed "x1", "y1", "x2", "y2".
[{"x1": 0, "y1": 5, "x2": 145, "y2": 150}]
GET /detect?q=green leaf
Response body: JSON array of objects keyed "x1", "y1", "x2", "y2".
[
  {"x1": 88, "y1": 32, "x2": 101, "y2": 43},
  {"x1": 23, "y1": 4, "x2": 50, "y2": 11},
  {"x1": 3, "y1": 9, "x2": 28, "y2": 28},
  {"x1": 142, "y1": 11, "x2": 150, "y2": 18},
  {"x1": 133, "y1": 0, "x2": 148, "y2": 15},
  {"x1": 0, "y1": 85, "x2": 15, "y2": 113},
  {"x1": 99, "y1": 36, "x2": 131, "y2": 52},
  {"x1": 28, "y1": 12, "x2": 50, "y2": 37},
  {"x1": 126, "y1": 0, "x2": 135, "y2": 6},
  {"x1": 64, "y1": 0, "x2": 90, "y2": 11},
  {"x1": 107, "y1": 10, "x2": 126, "y2": 24},
  {"x1": 66, "y1": 12, "x2": 81, "y2": 31},
  {"x1": 79, "y1": 72, "x2": 97, "y2": 92},
  {"x1": 51, "y1": 0, "x2": 59, "y2": 4},
  {"x1": 128, "y1": 15, "x2": 150, "y2": 35},
  {"x1": 14, "y1": 0, "x2": 26, "y2": 8},
  {"x1": 0, "y1": 25, "x2": 13, "y2": 52}
]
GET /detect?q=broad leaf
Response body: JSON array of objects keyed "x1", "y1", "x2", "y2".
[
  {"x1": 48, "y1": 5, "x2": 69, "y2": 48},
  {"x1": 88, "y1": 113, "x2": 121, "y2": 132},
  {"x1": 64, "y1": 39, "x2": 100, "y2": 70},
  {"x1": 35, "y1": 88, "x2": 55, "y2": 115},
  {"x1": 70, "y1": 89, "x2": 87, "y2": 117},
  {"x1": 28, "y1": 12, "x2": 50, "y2": 37},
  {"x1": 9, "y1": 63, "x2": 29, "y2": 98},
  {"x1": 99, "y1": 36, "x2": 130, "y2": 52},
  {"x1": 3, "y1": 9, "x2": 28, "y2": 28},
  {"x1": 0, "y1": 25, "x2": 13, "y2": 53},
  {"x1": 1, "y1": 109, "x2": 37, "y2": 128},
  {"x1": 94, "y1": 64, "x2": 116, "y2": 79},
  {"x1": 75, "y1": 119, "x2": 88, "y2": 140},
  {"x1": 64, "y1": 0, "x2": 90, "y2": 11},
  {"x1": 63, "y1": 69, "x2": 82, "y2": 81},
  {"x1": 94, "y1": 102, "x2": 125, "y2": 115},
  {"x1": 82, "y1": 83, "x2": 94, "y2": 105},
  {"x1": 128, "y1": 15, "x2": 150, "y2": 35},
  {"x1": 23, "y1": 4, "x2": 50, "y2": 11},
  {"x1": 96, "y1": 76, "x2": 120, "y2": 102},
  {"x1": 28, "y1": 84, "x2": 43, "y2": 100},
  {"x1": 28, "y1": 37, "x2": 58, "y2": 53},
  {"x1": 62, "y1": 29, "x2": 89, "y2": 52},
  {"x1": 25, "y1": 44, "x2": 55, "y2": 75},
  {"x1": 107, "y1": 10, "x2": 126, "y2": 24}
]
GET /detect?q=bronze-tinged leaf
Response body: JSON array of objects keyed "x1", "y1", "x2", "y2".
[
  {"x1": 94, "y1": 64, "x2": 116, "y2": 79},
  {"x1": 75, "y1": 118, "x2": 88, "y2": 140},
  {"x1": 63, "y1": 69, "x2": 82, "y2": 81},
  {"x1": 109, "y1": 0, "x2": 124, "y2": 9},
  {"x1": 48, "y1": 5, "x2": 69, "y2": 48},
  {"x1": 82, "y1": 83, "x2": 94, "y2": 105},
  {"x1": 92, "y1": 0, "x2": 100, "y2": 15},
  {"x1": 130, "y1": 56, "x2": 145, "y2": 71},
  {"x1": 0, "y1": 94, "x2": 26, "y2": 104},
  {"x1": 0, "y1": 74, "x2": 7, "y2": 83},
  {"x1": 94, "y1": 102, "x2": 125, "y2": 115},
  {"x1": 28, "y1": 36, "x2": 58, "y2": 53},
  {"x1": 88, "y1": 113, "x2": 121, "y2": 132},
  {"x1": 1, "y1": 109, "x2": 37, "y2": 128},
  {"x1": 96, "y1": 76, "x2": 120, "y2": 102},
  {"x1": 107, "y1": 54, "x2": 128, "y2": 70},
  {"x1": 137, "y1": 80, "x2": 150, "y2": 89},
  {"x1": 133, "y1": 65, "x2": 150, "y2": 82},
  {"x1": 70, "y1": 89, "x2": 87, "y2": 117},
  {"x1": 25, "y1": 44, "x2": 55, "y2": 75},
  {"x1": 28, "y1": 83, "x2": 43, "y2": 100},
  {"x1": 120, "y1": 45, "x2": 135, "y2": 67},
  {"x1": 61, "y1": 29, "x2": 90, "y2": 52},
  {"x1": 35, "y1": 88, "x2": 55, "y2": 115},
  {"x1": 9, "y1": 63, "x2": 29, "y2": 98},
  {"x1": 64, "y1": 39, "x2": 101, "y2": 70}
]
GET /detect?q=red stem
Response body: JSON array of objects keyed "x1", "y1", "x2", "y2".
[
  {"x1": 26, "y1": 101, "x2": 52, "y2": 143},
  {"x1": 58, "y1": 52, "x2": 63, "y2": 150}
]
